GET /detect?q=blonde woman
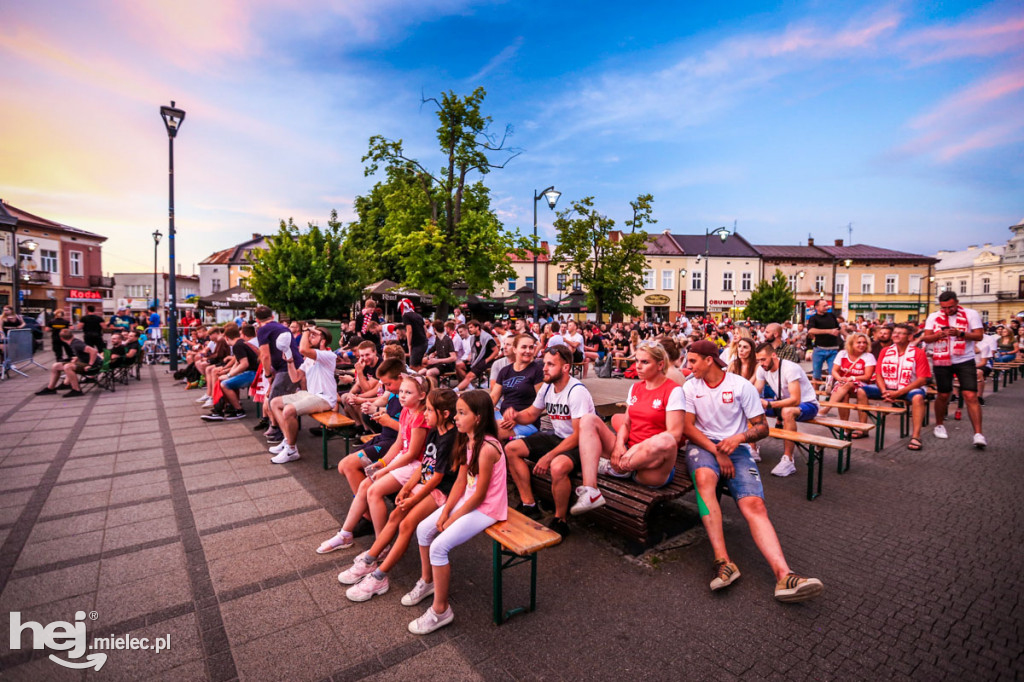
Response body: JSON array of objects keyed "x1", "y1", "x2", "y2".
[
  {"x1": 721, "y1": 326, "x2": 753, "y2": 366},
  {"x1": 822, "y1": 332, "x2": 875, "y2": 437}
]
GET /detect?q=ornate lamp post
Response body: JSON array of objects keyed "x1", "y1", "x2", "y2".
[
  {"x1": 160, "y1": 101, "x2": 185, "y2": 371},
  {"x1": 677, "y1": 268, "x2": 687, "y2": 321},
  {"x1": 700, "y1": 226, "x2": 730, "y2": 319},
  {"x1": 152, "y1": 230, "x2": 162, "y2": 311},
  {"x1": 532, "y1": 186, "x2": 560, "y2": 322}
]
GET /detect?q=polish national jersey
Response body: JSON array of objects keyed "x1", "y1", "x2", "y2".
[
  {"x1": 531, "y1": 378, "x2": 595, "y2": 439},
  {"x1": 683, "y1": 372, "x2": 764, "y2": 441},
  {"x1": 834, "y1": 350, "x2": 876, "y2": 379},
  {"x1": 877, "y1": 345, "x2": 931, "y2": 391},
  {"x1": 625, "y1": 379, "x2": 684, "y2": 448}
]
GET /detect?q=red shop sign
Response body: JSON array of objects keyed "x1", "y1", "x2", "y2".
[{"x1": 70, "y1": 289, "x2": 103, "y2": 300}]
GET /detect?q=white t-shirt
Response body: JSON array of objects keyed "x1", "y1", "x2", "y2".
[
  {"x1": 300, "y1": 349, "x2": 338, "y2": 408},
  {"x1": 547, "y1": 334, "x2": 566, "y2": 348},
  {"x1": 977, "y1": 334, "x2": 997, "y2": 361},
  {"x1": 490, "y1": 356, "x2": 510, "y2": 384},
  {"x1": 683, "y1": 372, "x2": 765, "y2": 441},
  {"x1": 532, "y1": 378, "x2": 596, "y2": 439},
  {"x1": 755, "y1": 358, "x2": 818, "y2": 403},
  {"x1": 923, "y1": 307, "x2": 984, "y2": 363},
  {"x1": 563, "y1": 331, "x2": 584, "y2": 351}
]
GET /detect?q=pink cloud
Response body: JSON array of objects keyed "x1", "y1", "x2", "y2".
[{"x1": 898, "y1": 14, "x2": 1024, "y2": 63}]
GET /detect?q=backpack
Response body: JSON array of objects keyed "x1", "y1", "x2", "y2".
[{"x1": 596, "y1": 354, "x2": 613, "y2": 378}]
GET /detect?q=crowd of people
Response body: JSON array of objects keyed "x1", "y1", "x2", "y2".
[{"x1": 27, "y1": 291, "x2": 1021, "y2": 635}]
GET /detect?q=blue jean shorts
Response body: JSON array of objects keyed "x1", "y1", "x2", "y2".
[
  {"x1": 222, "y1": 371, "x2": 256, "y2": 391},
  {"x1": 685, "y1": 443, "x2": 763, "y2": 501},
  {"x1": 862, "y1": 384, "x2": 882, "y2": 400},
  {"x1": 764, "y1": 401, "x2": 819, "y2": 422},
  {"x1": 495, "y1": 409, "x2": 539, "y2": 439}
]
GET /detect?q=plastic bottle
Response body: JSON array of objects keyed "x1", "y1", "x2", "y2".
[
  {"x1": 358, "y1": 451, "x2": 381, "y2": 477},
  {"x1": 954, "y1": 408, "x2": 962, "y2": 421}
]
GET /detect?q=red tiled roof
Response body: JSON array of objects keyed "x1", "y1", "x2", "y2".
[
  {"x1": 755, "y1": 245, "x2": 831, "y2": 259},
  {"x1": 0, "y1": 200, "x2": 106, "y2": 240},
  {"x1": 645, "y1": 232, "x2": 686, "y2": 256},
  {"x1": 199, "y1": 247, "x2": 233, "y2": 265},
  {"x1": 816, "y1": 244, "x2": 937, "y2": 262}
]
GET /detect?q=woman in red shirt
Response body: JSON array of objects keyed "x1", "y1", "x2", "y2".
[
  {"x1": 572, "y1": 342, "x2": 684, "y2": 515},
  {"x1": 821, "y1": 332, "x2": 875, "y2": 437}
]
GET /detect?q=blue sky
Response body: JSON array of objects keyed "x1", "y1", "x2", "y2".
[{"x1": 1, "y1": 0, "x2": 1021, "y2": 275}]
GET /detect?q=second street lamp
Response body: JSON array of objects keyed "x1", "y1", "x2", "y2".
[
  {"x1": 677, "y1": 268, "x2": 687, "y2": 322},
  {"x1": 702, "y1": 226, "x2": 731, "y2": 320},
  {"x1": 532, "y1": 186, "x2": 560, "y2": 322},
  {"x1": 160, "y1": 100, "x2": 185, "y2": 371},
  {"x1": 152, "y1": 230, "x2": 162, "y2": 311}
]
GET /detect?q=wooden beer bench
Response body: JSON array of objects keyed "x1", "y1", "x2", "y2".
[
  {"x1": 768, "y1": 428, "x2": 849, "y2": 501},
  {"x1": 817, "y1": 401, "x2": 906, "y2": 452},
  {"x1": 310, "y1": 411, "x2": 356, "y2": 470},
  {"x1": 484, "y1": 508, "x2": 563, "y2": 624},
  {"x1": 807, "y1": 417, "x2": 875, "y2": 473}
]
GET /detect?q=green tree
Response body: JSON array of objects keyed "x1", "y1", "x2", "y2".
[
  {"x1": 551, "y1": 194, "x2": 655, "y2": 320},
  {"x1": 742, "y1": 269, "x2": 797, "y2": 323},
  {"x1": 358, "y1": 87, "x2": 530, "y2": 315},
  {"x1": 247, "y1": 210, "x2": 363, "y2": 319}
]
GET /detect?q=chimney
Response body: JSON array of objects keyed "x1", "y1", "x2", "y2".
[
  {"x1": 540, "y1": 240, "x2": 549, "y2": 253},
  {"x1": 807, "y1": 237, "x2": 814, "y2": 246},
  {"x1": 835, "y1": 239, "x2": 844, "y2": 247},
  {"x1": 252, "y1": 233, "x2": 261, "y2": 240}
]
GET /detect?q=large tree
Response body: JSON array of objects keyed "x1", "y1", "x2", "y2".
[
  {"x1": 551, "y1": 194, "x2": 655, "y2": 320},
  {"x1": 247, "y1": 210, "x2": 363, "y2": 319},
  {"x1": 357, "y1": 88, "x2": 530, "y2": 314},
  {"x1": 742, "y1": 269, "x2": 798, "y2": 323}
]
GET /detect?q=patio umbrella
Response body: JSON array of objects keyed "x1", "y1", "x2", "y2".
[{"x1": 558, "y1": 289, "x2": 589, "y2": 313}]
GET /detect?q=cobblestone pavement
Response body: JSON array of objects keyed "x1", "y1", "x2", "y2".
[{"x1": 0, "y1": 361, "x2": 1020, "y2": 681}]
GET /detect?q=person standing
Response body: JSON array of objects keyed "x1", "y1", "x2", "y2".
[
  {"x1": 922, "y1": 291, "x2": 986, "y2": 449},
  {"x1": 399, "y1": 298, "x2": 428, "y2": 371},
  {"x1": 78, "y1": 305, "x2": 107, "y2": 351},
  {"x1": 46, "y1": 309, "x2": 72, "y2": 362},
  {"x1": 806, "y1": 299, "x2": 842, "y2": 380}
]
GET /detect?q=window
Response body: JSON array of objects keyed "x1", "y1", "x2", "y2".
[
  {"x1": 691, "y1": 271, "x2": 703, "y2": 291},
  {"x1": 556, "y1": 273, "x2": 567, "y2": 291},
  {"x1": 661, "y1": 270, "x2": 674, "y2": 290},
  {"x1": 958, "y1": 280, "x2": 967, "y2": 295},
  {"x1": 814, "y1": 275, "x2": 826, "y2": 293},
  {"x1": 40, "y1": 250, "x2": 58, "y2": 273},
  {"x1": 982, "y1": 277, "x2": 990, "y2": 294},
  {"x1": 211, "y1": 278, "x2": 222, "y2": 293},
  {"x1": 861, "y1": 274, "x2": 874, "y2": 294},
  {"x1": 643, "y1": 269, "x2": 656, "y2": 290},
  {"x1": 787, "y1": 274, "x2": 797, "y2": 291},
  {"x1": 885, "y1": 275, "x2": 898, "y2": 294},
  {"x1": 836, "y1": 274, "x2": 848, "y2": 295},
  {"x1": 572, "y1": 274, "x2": 581, "y2": 290},
  {"x1": 981, "y1": 310, "x2": 989, "y2": 323},
  {"x1": 909, "y1": 275, "x2": 922, "y2": 295},
  {"x1": 69, "y1": 251, "x2": 82, "y2": 277},
  {"x1": 722, "y1": 271, "x2": 733, "y2": 291},
  {"x1": 525, "y1": 276, "x2": 535, "y2": 290},
  {"x1": 741, "y1": 272, "x2": 752, "y2": 291},
  {"x1": 943, "y1": 281, "x2": 951, "y2": 293},
  {"x1": 507, "y1": 278, "x2": 517, "y2": 293}
]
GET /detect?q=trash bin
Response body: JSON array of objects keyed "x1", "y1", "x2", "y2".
[{"x1": 314, "y1": 319, "x2": 342, "y2": 349}]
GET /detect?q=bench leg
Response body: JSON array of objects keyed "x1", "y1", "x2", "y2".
[
  {"x1": 873, "y1": 414, "x2": 886, "y2": 452},
  {"x1": 322, "y1": 429, "x2": 330, "y2": 470},
  {"x1": 492, "y1": 541, "x2": 538, "y2": 625},
  {"x1": 806, "y1": 445, "x2": 823, "y2": 501}
]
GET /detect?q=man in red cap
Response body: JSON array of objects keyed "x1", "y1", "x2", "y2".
[
  {"x1": 682, "y1": 339, "x2": 824, "y2": 603},
  {"x1": 399, "y1": 298, "x2": 427, "y2": 371}
]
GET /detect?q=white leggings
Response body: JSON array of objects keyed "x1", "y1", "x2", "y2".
[{"x1": 417, "y1": 502, "x2": 497, "y2": 567}]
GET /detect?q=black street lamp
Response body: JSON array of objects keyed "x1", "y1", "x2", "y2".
[
  {"x1": 532, "y1": 186, "x2": 560, "y2": 322},
  {"x1": 152, "y1": 230, "x2": 162, "y2": 311},
  {"x1": 699, "y1": 226, "x2": 730, "y2": 320},
  {"x1": 677, "y1": 268, "x2": 687, "y2": 322},
  {"x1": 160, "y1": 101, "x2": 185, "y2": 371},
  {"x1": 830, "y1": 256, "x2": 853, "y2": 314}
]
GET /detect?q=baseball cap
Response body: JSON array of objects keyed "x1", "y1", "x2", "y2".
[{"x1": 688, "y1": 340, "x2": 727, "y2": 368}]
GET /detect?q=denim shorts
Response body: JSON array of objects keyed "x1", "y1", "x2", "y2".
[
  {"x1": 222, "y1": 371, "x2": 255, "y2": 391},
  {"x1": 685, "y1": 443, "x2": 763, "y2": 501},
  {"x1": 765, "y1": 401, "x2": 819, "y2": 422},
  {"x1": 494, "y1": 409, "x2": 539, "y2": 439},
  {"x1": 862, "y1": 384, "x2": 882, "y2": 400}
]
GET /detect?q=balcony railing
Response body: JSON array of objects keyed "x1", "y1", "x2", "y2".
[
  {"x1": 90, "y1": 275, "x2": 115, "y2": 288},
  {"x1": 21, "y1": 271, "x2": 53, "y2": 284},
  {"x1": 995, "y1": 291, "x2": 1020, "y2": 301}
]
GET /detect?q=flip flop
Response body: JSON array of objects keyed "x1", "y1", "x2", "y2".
[
  {"x1": 851, "y1": 431, "x2": 868, "y2": 439},
  {"x1": 907, "y1": 438, "x2": 922, "y2": 451}
]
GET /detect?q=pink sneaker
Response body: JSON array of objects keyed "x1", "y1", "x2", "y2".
[
  {"x1": 338, "y1": 557, "x2": 377, "y2": 585},
  {"x1": 345, "y1": 574, "x2": 389, "y2": 602}
]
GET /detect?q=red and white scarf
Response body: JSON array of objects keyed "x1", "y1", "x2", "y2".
[
  {"x1": 931, "y1": 306, "x2": 968, "y2": 366},
  {"x1": 878, "y1": 345, "x2": 919, "y2": 391}
]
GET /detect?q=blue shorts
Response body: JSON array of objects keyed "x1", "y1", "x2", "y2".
[
  {"x1": 764, "y1": 401, "x2": 819, "y2": 422},
  {"x1": 495, "y1": 409, "x2": 539, "y2": 439},
  {"x1": 903, "y1": 388, "x2": 926, "y2": 401},
  {"x1": 685, "y1": 443, "x2": 763, "y2": 501},
  {"x1": 633, "y1": 466, "x2": 675, "y2": 489},
  {"x1": 862, "y1": 384, "x2": 882, "y2": 400},
  {"x1": 222, "y1": 371, "x2": 256, "y2": 391}
]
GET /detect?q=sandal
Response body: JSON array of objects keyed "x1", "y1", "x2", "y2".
[
  {"x1": 851, "y1": 431, "x2": 868, "y2": 439},
  {"x1": 316, "y1": 530, "x2": 354, "y2": 554},
  {"x1": 907, "y1": 438, "x2": 922, "y2": 451}
]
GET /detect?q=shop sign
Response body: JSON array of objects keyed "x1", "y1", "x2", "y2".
[
  {"x1": 69, "y1": 289, "x2": 102, "y2": 300},
  {"x1": 848, "y1": 302, "x2": 924, "y2": 311},
  {"x1": 644, "y1": 294, "x2": 670, "y2": 305}
]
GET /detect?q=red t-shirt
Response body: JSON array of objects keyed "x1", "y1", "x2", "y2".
[{"x1": 625, "y1": 379, "x2": 683, "y2": 448}]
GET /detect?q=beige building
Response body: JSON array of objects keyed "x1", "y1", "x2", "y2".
[{"x1": 932, "y1": 219, "x2": 1024, "y2": 323}]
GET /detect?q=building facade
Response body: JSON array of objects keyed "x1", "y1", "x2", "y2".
[
  {"x1": 932, "y1": 219, "x2": 1024, "y2": 323},
  {"x1": 198, "y1": 234, "x2": 268, "y2": 297},
  {"x1": 113, "y1": 273, "x2": 200, "y2": 314}
]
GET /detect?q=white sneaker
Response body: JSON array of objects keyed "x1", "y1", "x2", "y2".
[
  {"x1": 200, "y1": 397, "x2": 213, "y2": 407},
  {"x1": 771, "y1": 456, "x2": 796, "y2": 477},
  {"x1": 408, "y1": 605, "x2": 454, "y2": 635},
  {"x1": 269, "y1": 441, "x2": 290, "y2": 454},
  {"x1": 933, "y1": 425, "x2": 948, "y2": 439},
  {"x1": 570, "y1": 486, "x2": 606, "y2": 515},
  {"x1": 195, "y1": 395, "x2": 210, "y2": 403},
  {"x1": 338, "y1": 557, "x2": 377, "y2": 585},
  {"x1": 270, "y1": 448, "x2": 299, "y2": 464},
  {"x1": 401, "y1": 579, "x2": 435, "y2": 606},
  {"x1": 973, "y1": 433, "x2": 987, "y2": 450},
  {"x1": 346, "y1": 574, "x2": 389, "y2": 602},
  {"x1": 597, "y1": 458, "x2": 631, "y2": 478}
]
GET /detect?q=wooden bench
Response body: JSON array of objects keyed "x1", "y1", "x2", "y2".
[
  {"x1": 816, "y1": 400, "x2": 906, "y2": 452},
  {"x1": 807, "y1": 417, "x2": 875, "y2": 473},
  {"x1": 529, "y1": 459, "x2": 695, "y2": 548},
  {"x1": 310, "y1": 411, "x2": 356, "y2": 470},
  {"x1": 993, "y1": 361, "x2": 1023, "y2": 389},
  {"x1": 484, "y1": 508, "x2": 563, "y2": 625},
  {"x1": 768, "y1": 428, "x2": 850, "y2": 501}
]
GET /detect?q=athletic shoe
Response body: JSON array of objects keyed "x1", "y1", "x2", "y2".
[
  {"x1": 269, "y1": 441, "x2": 291, "y2": 454},
  {"x1": 546, "y1": 517, "x2": 570, "y2": 537},
  {"x1": 338, "y1": 557, "x2": 377, "y2": 585},
  {"x1": 408, "y1": 605, "x2": 454, "y2": 635},
  {"x1": 401, "y1": 579, "x2": 435, "y2": 606},
  {"x1": 270, "y1": 448, "x2": 299, "y2": 464},
  {"x1": 253, "y1": 418, "x2": 269, "y2": 431},
  {"x1": 224, "y1": 410, "x2": 246, "y2": 421},
  {"x1": 201, "y1": 412, "x2": 225, "y2": 422},
  {"x1": 200, "y1": 398, "x2": 214, "y2": 408},
  {"x1": 933, "y1": 425, "x2": 948, "y2": 439},
  {"x1": 64, "y1": 390, "x2": 85, "y2": 398},
  {"x1": 195, "y1": 394, "x2": 210, "y2": 403},
  {"x1": 265, "y1": 428, "x2": 284, "y2": 444},
  {"x1": 978, "y1": 396, "x2": 986, "y2": 406},
  {"x1": 774, "y1": 574, "x2": 824, "y2": 603},
  {"x1": 346, "y1": 574, "x2": 389, "y2": 602},
  {"x1": 597, "y1": 458, "x2": 631, "y2": 478},
  {"x1": 570, "y1": 486, "x2": 606, "y2": 515},
  {"x1": 514, "y1": 502, "x2": 543, "y2": 521},
  {"x1": 34, "y1": 387, "x2": 57, "y2": 395},
  {"x1": 973, "y1": 433, "x2": 987, "y2": 449},
  {"x1": 710, "y1": 559, "x2": 741, "y2": 591},
  {"x1": 771, "y1": 456, "x2": 796, "y2": 477},
  {"x1": 316, "y1": 530, "x2": 353, "y2": 554}
]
